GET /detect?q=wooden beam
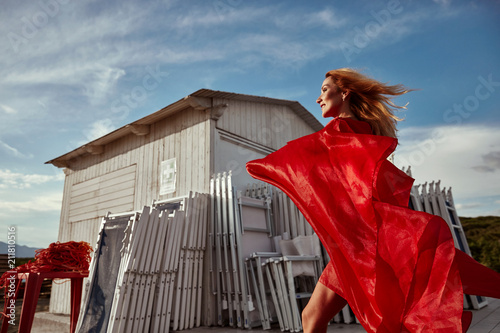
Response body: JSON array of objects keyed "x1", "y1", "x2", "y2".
[
  {"x1": 126, "y1": 124, "x2": 150, "y2": 136},
  {"x1": 184, "y1": 96, "x2": 227, "y2": 120},
  {"x1": 210, "y1": 103, "x2": 228, "y2": 120},
  {"x1": 184, "y1": 96, "x2": 211, "y2": 111},
  {"x1": 85, "y1": 145, "x2": 104, "y2": 155},
  {"x1": 52, "y1": 160, "x2": 69, "y2": 168}
]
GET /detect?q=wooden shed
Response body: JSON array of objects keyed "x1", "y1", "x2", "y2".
[{"x1": 45, "y1": 88, "x2": 323, "y2": 319}]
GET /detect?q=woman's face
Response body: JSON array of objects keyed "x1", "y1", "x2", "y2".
[{"x1": 317, "y1": 76, "x2": 344, "y2": 118}]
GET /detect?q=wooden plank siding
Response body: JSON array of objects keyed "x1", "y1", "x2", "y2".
[
  {"x1": 51, "y1": 107, "x2": 211, "y2": 314},
  {"x1": 68, "y1": 165, "x2": 136, "y2": 223},
  {"x1": 214, "y1": 98, "x2": 316, "y2": 151}
]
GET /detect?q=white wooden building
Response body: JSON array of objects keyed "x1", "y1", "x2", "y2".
[{"x1": 46, "y1": 89, "x2": 323, "y2": 321}]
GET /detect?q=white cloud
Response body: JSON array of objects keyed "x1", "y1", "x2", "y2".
[
  {"x1": 0, "y1": 141, "x2": 33, "y2": 159},
  {"x1": 4, "y1": 1, "x2": 465, "y2": 122},
  {"x1": 334, "y1": 3, "x2": 464, "y2": 62},
  {"x1": 306, "y1": 8, "x2": 347, "y2": 28},
  {"x1": 175, "y1": 5, "x2": 273, "y2": 28},
  {"x1": 83, "y1": 118, "x2": 116, "y2": 143},
  {"x1": 433, "y1": 0, "x2": 452, "y2": 7},
  {"x1": 235, "y1": 33, "x2": 320, "y2": 67},
  {"x1": 2, "y1": 0, "x2": 150, "y2": 59},
  {"x1": 4, "y1": 63, "x2": 126, "y2": 101},
  {"x1": 0, "y1": 169, "x2": 64, "y2": 189},
  {"x1": 472, "y1": 151, "x2": 500, "y2": 173},
  {"x1": 260, "y1": 87, "x2": 309, "y2": 101},
  {"x1": 455, "y1": 202, "x2": 482, "y2": 210},
  {"x1": 394, "y1": 125, "x2": 500, "y2": 211},
  {"x1": 0, "y1": 189, "x2": 62, "y2": 247},
  {"x1": 0, "y1": 191, "x2": 62, "y2": 213},
  {"x1": 274, "y1": 7, "x2": 347, "y2": 30},
  {"x1": 0, "y1": 104, "x2": 17, "y2": 114}
]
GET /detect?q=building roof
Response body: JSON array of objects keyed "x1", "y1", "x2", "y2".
[{"x1": 46, "y1": 89, "x2": 323, "y2": 168}]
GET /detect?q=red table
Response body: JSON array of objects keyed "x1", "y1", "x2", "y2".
[{"x1": 1, "y1": 271, "x2": 88, "y2": 333}]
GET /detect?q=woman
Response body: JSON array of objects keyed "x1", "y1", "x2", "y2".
[
  {"x1": 316, "y1": 68, "x2": 406, "y2": 137},
  {"x1": 246, "y1": 68, "x2": 500, "y2": 332}
]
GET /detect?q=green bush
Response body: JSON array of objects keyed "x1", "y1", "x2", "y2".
[{"x1": 460, "y1": 216, "x2": 500, "y2": 273}]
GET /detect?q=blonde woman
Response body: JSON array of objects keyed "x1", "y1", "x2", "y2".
[{"x1": 247, "y1": 68, "x2": 500, "y2": 332}]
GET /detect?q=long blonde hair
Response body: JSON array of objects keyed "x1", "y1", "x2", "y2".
[{"x1": 325, "y1": 68, "x2": 411, "y2": 138}]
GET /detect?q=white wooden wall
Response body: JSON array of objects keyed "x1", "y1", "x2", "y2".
[
  {"x1": 69, "y1": 165, "x2": 136, "y2": 223},
  {"x1": 214, "y1": 99, "x2": 317, "y2": 192},
  {"x1": 51, "y1": 107, "x2": 211, "y2": 314},
  {"x1": 215, "y1": 98, "x2": 315, "y2": 151}
]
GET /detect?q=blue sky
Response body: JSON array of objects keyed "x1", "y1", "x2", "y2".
[{"x1": 1, "y1": 0, "x2": 499, "y2": 249}]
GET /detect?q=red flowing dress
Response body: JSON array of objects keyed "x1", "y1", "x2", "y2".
[{"x1": 246, "y1": 117, "x2": 500, "y2": 332}]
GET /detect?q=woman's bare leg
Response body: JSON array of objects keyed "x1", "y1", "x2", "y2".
[{"x1": 302, "y1": 281, "x2": 347, "y2": 333}]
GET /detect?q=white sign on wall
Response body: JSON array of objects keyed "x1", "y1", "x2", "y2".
[{"x1": 160, "y1": 158, "x2": 176, "y2": 195}]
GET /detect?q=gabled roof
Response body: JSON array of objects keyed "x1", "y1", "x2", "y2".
[{"x1": 46, "y1": 89, "x2": 323, "y2": 168}]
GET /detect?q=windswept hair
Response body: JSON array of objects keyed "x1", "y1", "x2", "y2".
[{"x1": 326, "y1": 68, "x2": 412, "y2": 138}]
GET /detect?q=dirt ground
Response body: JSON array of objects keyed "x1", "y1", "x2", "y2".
[{"x1": 1, "y1": 292, "x2": 50, "y2": 333}]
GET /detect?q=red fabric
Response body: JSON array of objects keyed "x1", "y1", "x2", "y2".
[
  {"x1": 246, "y1": 117, "x2": 500, "y2": 332},
  {"x1": 0, "y1": 241, "x2": 92, "y2": 290},
  {"x1": 455, "y1": 248, "x2": 500, "y2": 298}
]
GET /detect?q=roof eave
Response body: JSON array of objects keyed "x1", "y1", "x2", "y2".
[
  {"x1": 46, "y1": 89, "x2": 323, "y2": 168},
  {"x1": 45, "y1": 96, "x2": 194, "y2": 168}
]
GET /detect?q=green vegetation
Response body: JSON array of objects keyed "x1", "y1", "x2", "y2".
[
  {"x1": 460, "y1": 216, "x2": 500, "y2": 273},
  {"x1": 16, "y1": 257, "x2": 34, "y2": 266}
]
